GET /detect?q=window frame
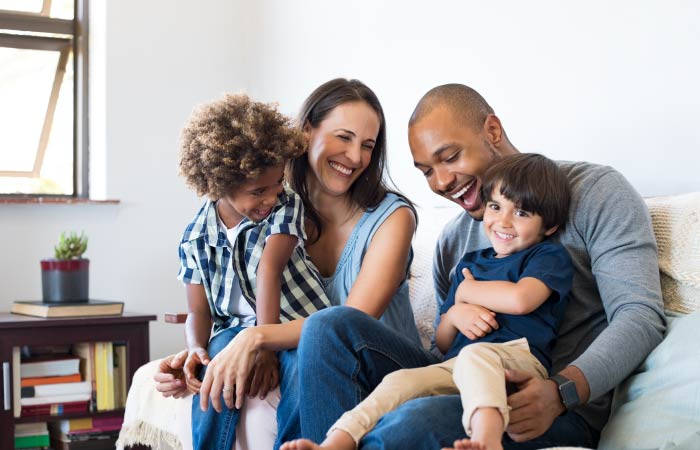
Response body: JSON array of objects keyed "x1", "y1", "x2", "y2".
[{"x1": 0, "y1": 0, "x2": 89, "y2": 199}]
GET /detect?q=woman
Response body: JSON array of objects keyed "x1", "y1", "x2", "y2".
[{"x1": 155, "y1": 78, "x2": 420, "y2": 450}]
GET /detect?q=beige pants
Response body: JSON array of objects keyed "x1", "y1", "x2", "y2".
[{"x1": 330, "y1": 338, "x2": 547, "y2": 444}]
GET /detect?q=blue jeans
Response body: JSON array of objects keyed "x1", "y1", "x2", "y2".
[
  {"x1": 192, "y1": 325, "x2": 244, "y2": 450},
  {"x1": 275, "y1": 349, "x2": 300, "y2": 450},
  {"x1": 297, "y1": 306, "x2": 600, "y2": 449},
  {"x1": 191, "y1": 327, "x2": 301, "y2": 450}
]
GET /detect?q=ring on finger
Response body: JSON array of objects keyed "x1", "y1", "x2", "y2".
[{"x1": 222, "y1": 387, "x2": 233, "y2": 392}]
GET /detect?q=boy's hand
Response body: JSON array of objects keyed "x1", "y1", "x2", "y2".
[
  {"x1": 455, "y1": 268, "x2": 477, "y2": 304},
  {"x1": 183, "y1": 346, "x2": 210, "y2": 394},
  {"x1": 246, "y1": 350, "x2": 279, "y2": 400},
  {"x1": 154, "y1": 349, "x2": 189, "y2": 398},
  {"x1": 449, "y1": 303, "x2": 498, "y2": 340}
]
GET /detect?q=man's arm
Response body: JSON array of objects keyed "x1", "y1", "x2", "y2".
[{"x1": 506, "y1": 168, "x2": 666, "y2": 441}]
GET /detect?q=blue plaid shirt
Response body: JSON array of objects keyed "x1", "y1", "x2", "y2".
[{"x1": 177, "y1": 187, "x2": 331, "y2": 335}]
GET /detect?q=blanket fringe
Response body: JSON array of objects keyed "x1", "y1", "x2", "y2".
[{"x1": 116, "y1": 420, "x2": 183, "y2": 450}]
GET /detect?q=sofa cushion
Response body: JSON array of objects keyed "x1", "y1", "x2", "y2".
[
  {"x1": 645, "y1": 193, "x2": 700, "y2": 314},
  {"x1": 598, "y1": 310, "x2": 700, "y2": 450}
]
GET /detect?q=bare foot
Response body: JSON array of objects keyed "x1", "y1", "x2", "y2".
[
  {"x1": 281, "y1": 428, "x2": 356, "y2": 450},
  {"x1": 280, "y1": 439, "x2": 322, "y2": 450},
  {"x1": 456, "y1": 438, "x2": 486, "y2": 450}
]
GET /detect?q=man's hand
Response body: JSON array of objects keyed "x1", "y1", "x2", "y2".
[
  {"x1": 455, "y1": 268, "x2": 477, "y2": 304},
  {"x1": 245, "y1": 350, "x2": 279, "y2": 400},
  {"x1": 505, "y1": 368, "x2": 564, "y2": 442},
  {"x1": 450, "y1": 303, "x2": 498, "y2": 340}
]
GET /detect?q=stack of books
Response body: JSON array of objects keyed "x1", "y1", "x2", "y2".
[
  {"x1": 20, "y1": 354, "x2": 90, "y2": 417},
  {"x1": 14, "y1": 422, "x2": 50, "y2": 449},
  {"x1": 49, "y1": 416, "x2": 122, "y2": 450},
  {"x1": 72, "y1": 342, "x2": 128, "y2": 411}
]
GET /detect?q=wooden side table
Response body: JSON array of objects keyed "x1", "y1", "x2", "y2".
[{"x1": 0, "y1": 312, "x2": 156, "y2": 449}]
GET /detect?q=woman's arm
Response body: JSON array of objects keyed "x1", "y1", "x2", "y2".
[{"x1": 343, "y1": 206, "x2": 416, "y2": 318}]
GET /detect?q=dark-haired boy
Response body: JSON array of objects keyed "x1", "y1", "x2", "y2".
[{"x1": 282, "y1": 153, "x2": 572, "y2": 450}]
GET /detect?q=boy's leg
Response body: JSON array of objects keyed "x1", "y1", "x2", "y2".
[
  {"x1": 192, "y1": 326, "x2": 244, "y2": 450},
  {"x1": 331, "y1": 361, "x2": 458, "y2": 445},
  {"x1": 297, "y1": 307, "x2": 439, "y2": 442},
  {"x1": 453, "y1": 340, "x2": 547, "y2": 437}
]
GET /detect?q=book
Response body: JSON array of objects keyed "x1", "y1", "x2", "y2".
[
  {"x1": 21, "y1": 373, "x2": 82, "y2": 387},
  {"x1": 21, "y1": 355, "x2": 81, "y2": 378},
  {"x1": 14, "y1": 433, "x2": 50, "y2": 449},
  {"x1": 52, "y1": 417, "x2": 94, "y2": 433},
  {"x1": 21, "y1": 381, "x2": 91, "y2": 398},
  {"x1": 21, "y1": 392, "x2": 92, "y2": 406},
  {"x1": 13, "y1": 346, "x2": 21, "y2": 418},
  {"x1": 50, "y1": 435, "x2": 117, "y2": 450},
  {"x1": 11, "y1": 299, "x2": 124, "y2": 318},
  {"x1": 113, "y1": 343, "x2": 127, "y2": 407},
  {"x1": 15, "y1": 421, "x2": 48, "y2": 436},
  {"x1": 72, "y1": 342, "x2": 96, "y2": 410},
  {"x1": 21, "y1": 400, "x2": 89, "y2": 417}
]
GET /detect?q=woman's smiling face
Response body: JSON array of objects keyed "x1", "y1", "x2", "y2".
[{"x1": 305, "y1": 100, "x2": 380, "y2": 198}]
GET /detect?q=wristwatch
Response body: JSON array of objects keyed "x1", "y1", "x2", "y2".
[{"x1": 549, "y1": 374, "x2": 580, "y2": 412}]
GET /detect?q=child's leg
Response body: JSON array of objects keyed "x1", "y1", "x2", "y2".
[
  {"x1": 330, "y1": 362, "x2": 458, "y2": 447},
  {"x1": 192, "y1": 326, "x2": 244, "y2": 450},
  {"x1": 452, "y1": 339, "x2": 547, "y2": 449}
]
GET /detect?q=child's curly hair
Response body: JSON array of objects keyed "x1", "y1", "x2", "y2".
[{"x1": 179, "y1": 94, "x2": 306, "y2": 200}]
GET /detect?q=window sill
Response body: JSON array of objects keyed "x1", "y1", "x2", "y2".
[{"x1": 0, "y1": 197, "x2": 120, "y2": 205}]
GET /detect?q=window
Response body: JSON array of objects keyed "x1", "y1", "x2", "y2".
[{"x1": 0, "y1": 0, "x2": 88, "y2": 197}]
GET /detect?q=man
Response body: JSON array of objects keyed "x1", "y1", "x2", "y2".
[{"x1": 296, "y1": 84, "x2": 666, "y2": 449}]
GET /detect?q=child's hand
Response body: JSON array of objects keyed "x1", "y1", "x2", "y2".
[
  {"x1": 449, "y1": 303, "x2": 498, "y2": 340},
  {"x1": 183, "y1": 346, "x2": 210, "y2": 394},
  {"x1": 455, "y1": 268, "x2": 477, "y2": 304},
  {"x1": 245, "y1": 350, "x2": 279, "y2": 400}
]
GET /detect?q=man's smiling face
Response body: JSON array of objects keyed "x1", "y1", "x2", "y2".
[{"x1": 409, "y1": 106, "x2": 501, "y2": 221}]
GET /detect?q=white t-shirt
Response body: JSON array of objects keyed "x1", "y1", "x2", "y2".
[{"x1": 218, "y1": 215, "x2": 257, "y2": 327}]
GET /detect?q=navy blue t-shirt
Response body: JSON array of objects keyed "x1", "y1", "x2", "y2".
[{"x1": 439, "y1": 239, "x2": 573, "y2": 371}]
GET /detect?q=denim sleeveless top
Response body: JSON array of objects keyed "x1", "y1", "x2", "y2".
[{"x1": 322, "y1": 193, "x2": 421, "y2": 346}]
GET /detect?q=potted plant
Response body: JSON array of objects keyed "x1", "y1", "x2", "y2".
[{"x1": 41, "y1": 231, "x2": 89, "y2": 303}]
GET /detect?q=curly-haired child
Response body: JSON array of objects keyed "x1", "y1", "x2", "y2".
[{"x1": 176, "y1": 94, "x2": 331, "y2": 447}]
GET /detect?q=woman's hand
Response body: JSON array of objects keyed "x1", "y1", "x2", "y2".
[
  {"x1": 153, "y1": 349, "x2": 190, "y2": 398},
  {"x1": 246, "y1": 349, "x2": 279, "y2": 400},
  {"x1": 182, "y1": 346, "x2": 209, "y2": 394},
  {"x1": 448, "y1": 303, "x2": 499, "y2": 340},
  {"x1": 199, "y1": 327, "x2": 262, "y2": 412}
]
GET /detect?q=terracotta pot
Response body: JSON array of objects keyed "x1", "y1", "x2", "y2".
[{"x1": 40, "y1": 258, "x2": 89, "y2": 303}]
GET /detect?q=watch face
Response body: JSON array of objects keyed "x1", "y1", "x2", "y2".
[{"x1": 560, "y1": 380, "x2": 580, "y2": 408}]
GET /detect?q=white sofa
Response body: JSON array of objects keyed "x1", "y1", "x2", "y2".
[{"x1": 117, "y1": 193, "x2": 700, "y2": 450}]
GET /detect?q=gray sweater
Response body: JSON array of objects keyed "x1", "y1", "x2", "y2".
[{"x1": 432, "y1": 161, "x2": 666, "y2": 432}]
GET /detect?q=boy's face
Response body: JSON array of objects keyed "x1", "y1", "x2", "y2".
[
  {"x1": 219, "y1": 165, "x2": 285, "y2": 225},
  {"x1": 483, "y1": 184, "x2": 558, "y2": 258}
]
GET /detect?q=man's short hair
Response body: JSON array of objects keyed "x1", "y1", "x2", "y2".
[
  {"x1": 481, "y1": 153, "x2": 571, "y2": 231},
  {"x1": 409, "y1": 83, "x2": 494, "y2": 131}
]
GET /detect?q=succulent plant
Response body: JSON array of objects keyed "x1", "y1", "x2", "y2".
[{"x1": 54, "y1": 231, "x2": 88, "y2": 260}]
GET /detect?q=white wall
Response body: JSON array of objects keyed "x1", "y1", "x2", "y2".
[
  {"x1": 0, "y1": 0, "x2": 254, "y2": 357},
  {"x1": 1, "y1": 1, "x2": 698, "y2": 358},
  {"x1": 246, "y1": 0, "x2": 700, "y2": 209}
]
